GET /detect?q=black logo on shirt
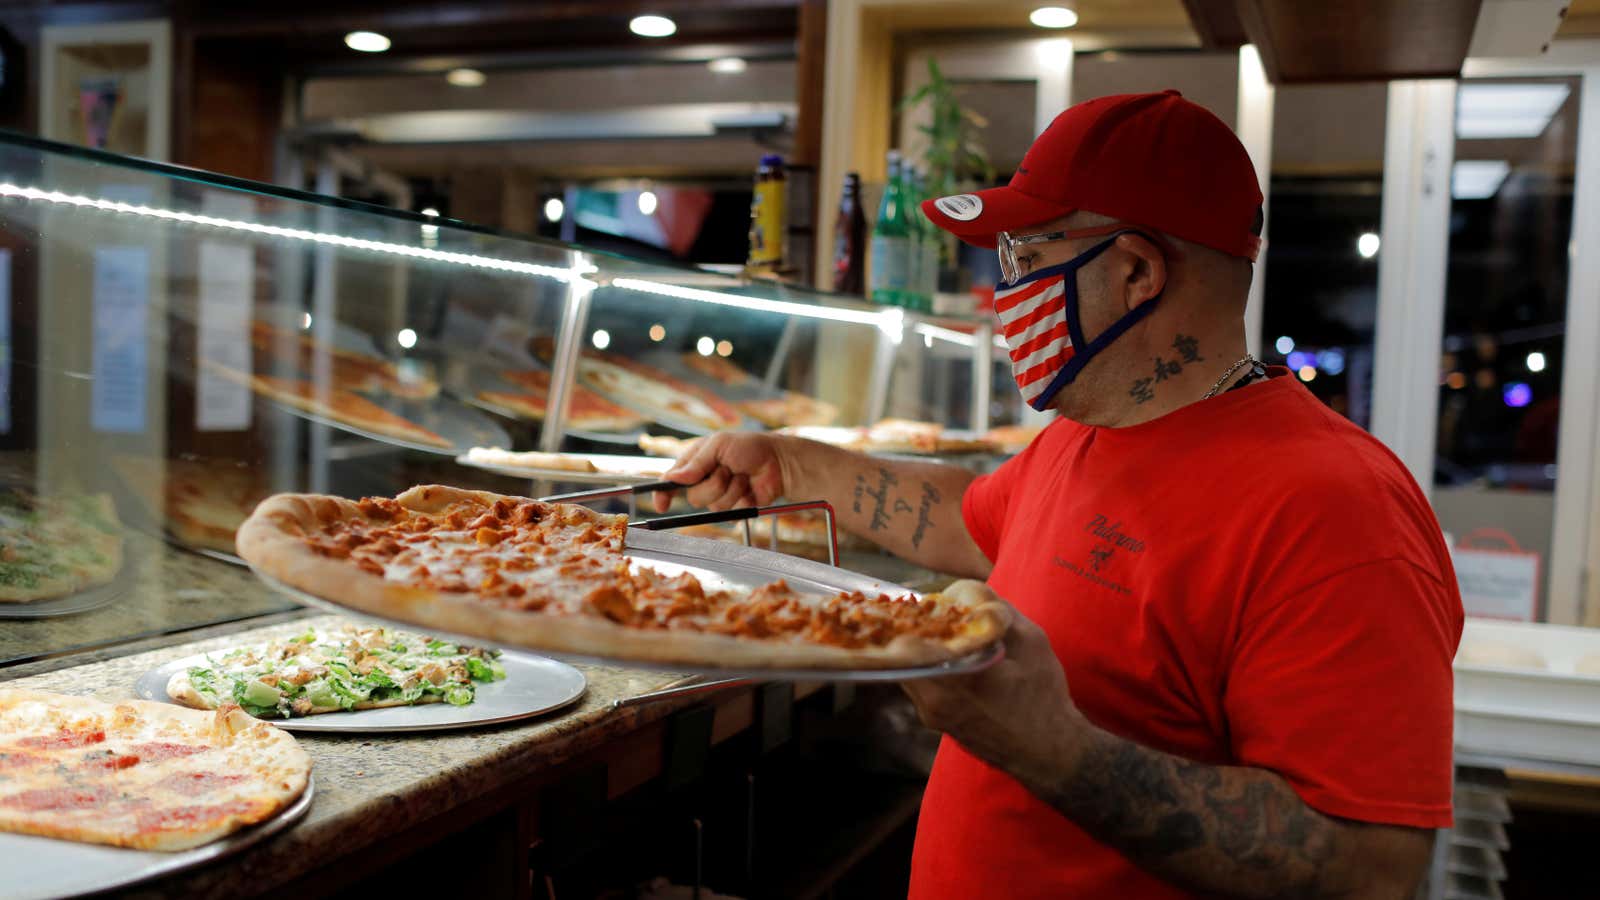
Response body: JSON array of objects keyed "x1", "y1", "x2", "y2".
[{"x1": 1051, "y1": 514, "x2": 1146, "y2": 595}]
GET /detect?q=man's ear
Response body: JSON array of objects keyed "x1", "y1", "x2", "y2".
[{"x1": 1113, "y1": 233, "x2": 1167, "y2": 311}]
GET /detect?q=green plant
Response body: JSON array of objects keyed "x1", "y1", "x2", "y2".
[{"x1": 900, "y1": 57, "x2": 995, "y2": 200}]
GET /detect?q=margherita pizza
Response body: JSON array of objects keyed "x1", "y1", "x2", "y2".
[
  {"x1": 207, "y1": 364, "x2": 451, "y2": 449},
  {"x1": 0, "y1": 689, "x2": 310, "y2": 851},
  {"x1": 481, "y1": 369, "x2": 645, "y2": 432},
  {"x1": 235, "y1": 486, "x2": 1009, "y2": 669}
]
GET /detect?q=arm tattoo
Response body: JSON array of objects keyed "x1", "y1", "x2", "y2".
[
  {"x1": 1041, "y1": 731, "x2": 1358, "y2": 899},
  {"x1": 860, "y1": 467, "x2": 898, "y2": 531},
  {"x1": 911, "y1": 482, "x2": 941, "y2": 549}
]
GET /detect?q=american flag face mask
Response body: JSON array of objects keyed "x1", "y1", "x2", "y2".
[{"x1": 994, "y1": 230, "x2": 1164, "y2": 411}]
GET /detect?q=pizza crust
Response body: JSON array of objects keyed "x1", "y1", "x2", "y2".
[{"x1": 236, "y1": 486, "x2": 1009, "y2": 670}]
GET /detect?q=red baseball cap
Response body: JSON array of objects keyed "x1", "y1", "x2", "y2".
[{"x1": 922, "y1": 90, "x2": 1263, "y2": 261}]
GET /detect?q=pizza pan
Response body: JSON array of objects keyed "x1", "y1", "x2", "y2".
[
  {"x1": 0, "y1": 555, "x2": 133, "y2": 620},
  {"x1": 249, "y1": 529, "x2": 1005, "y2": 681},
  {"x1": 453, "y1": 452, "x2": 673, "y2": 485},
  {"x1": 572, "y1": 357, "x2": 758, "y2": 438},
  {"x1": 0, "y1": 776, "x2": 313, "y2": 900},
  {"x1": 132, "y1": 649, "x2": 586, "y2": 733},
  {"x1": 264, "y1": 391, "x2": 510, "y2": 457},
  {"x1": 637, "y1": 350, "x2": 785, "y2": 404}
]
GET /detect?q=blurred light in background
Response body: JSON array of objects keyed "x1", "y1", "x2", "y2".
[
  {"x1": 1357, "y1": 232, "x2": 1380, "y2": 259},
  {"x1": 1503, "y1": 382, "x2": 1533, "y2": 408}
]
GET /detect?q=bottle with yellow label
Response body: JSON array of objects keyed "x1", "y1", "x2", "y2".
[{"x1": 747, "y1": 154, "x2": 786, "y2": 274}]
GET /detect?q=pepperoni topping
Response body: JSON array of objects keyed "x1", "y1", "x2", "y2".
[
  {"x1": 126, "y1": 742, "x2": 208, "y2": 762},
  {"x1": 17, "y1": 729, "x2": 105, "y2": 750},
  {"x1": 135, "y1": 800, "x2": 257, "y2": 833},
  {"x1": 3, "y1": 786, "x2": 116, "y2": 811},
  {"x1": 155, "y1": 772, "x2": 248, "y2": 797}
]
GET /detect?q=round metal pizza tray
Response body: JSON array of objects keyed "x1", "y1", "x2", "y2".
[
  {"x1": 132, "y1": 649, "x2": 586, "y2": 733},
  {"x1": 0, "y1": 775, "x2": 313, "y2": 900},
  {"x1": 453, "y1": 452, "x2": 673, "y2": 485},
  {"x1": 248, "y1": 529, "x2": 1004, "y2": 682},
  {"x1": 264, "y1": 391, "x2": 510, "y2": 456},
  {"x1": 0, "y1": 555, "x2": 133, "y2": 619}
]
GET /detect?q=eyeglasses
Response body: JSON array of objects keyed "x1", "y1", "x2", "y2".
[{"x1": 995, "y1": 222, "x2": 1179, "y2": 285}]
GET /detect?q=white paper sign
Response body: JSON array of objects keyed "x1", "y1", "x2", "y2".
[
  {"x1": 91, "y1": 246, "x2": 151, "y2": 433},
  {"x1": 195, "y1": 241, "x2": 252, "y2": 430},
  {"x1": 1451, "y1": 546, "x2": 1539, "y2": 621}
]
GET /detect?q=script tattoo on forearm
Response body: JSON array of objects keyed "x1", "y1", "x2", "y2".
[
  {"x1": 1042, "y1": 732, "x2": 1360, "y2": 899},
  {"x1": 911, "y1": 482, "x2": 941, "y2": 549},
  {"x1": 855, "y1": 467, "x2": 899, "y2": 531}
]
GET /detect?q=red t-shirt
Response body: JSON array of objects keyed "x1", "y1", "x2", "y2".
[{"x1": 909, "y1": 373, "x2": 1463, "y2": 900}]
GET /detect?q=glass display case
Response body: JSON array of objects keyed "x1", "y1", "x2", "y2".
[{"x1": 0, "y1": 131, "x2": 1020, "y2": 669}]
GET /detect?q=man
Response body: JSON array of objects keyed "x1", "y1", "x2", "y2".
[{"x1": 654, "y1": 91, "x2": 1462, "y2": 899}]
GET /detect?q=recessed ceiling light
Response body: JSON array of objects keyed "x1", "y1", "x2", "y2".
[
  {"x1": 446, "y1": 68, "x2": 485, "y2": 87},
  {"x1": 630, "y1": 15, "x2": 677, "y2": 38},
  {"x1": 708, "y1": 57, "x2": 747, "y2": 74},
  {"x1": 1029, "y1": 6, "x2": 1079, "y2": 28},
  {"x1": 344, "y1": 31, "x2": 391, "y2": 53},
  {"x1": 1452, "y1": 160, "x2": 1512, "y2": 200},
  {"x1": 1456, "y1": 83, "x2": 1569, "y2": 139}
]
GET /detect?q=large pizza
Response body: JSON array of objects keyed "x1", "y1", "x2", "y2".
[
  {"x1": 236, "y1": 486, "x2": 1008, "y2": 669},
  {"x1": 113, "y1": 455, "x2": 270, "y2": 555},
  {"x1": 0, "y1": 689, "x2": 310, "y2": 851},
  {"x1": 678, "y1": 353, "x2": 838, "y2": 428},
  {"x1": 577, "y1": 355, "x2": 743, "y2": 432},
  {"x1": 206, "y1": 363, "x2": 451, "y2": 449},
  {"x1": 480, "y1": 369, "x2": 645, "y2": 432},
  {"x1": 250, "y1": 320, "x2": 439, "y2": 400},
  {"x1": 0, "y1": 487, "x2": 124, "y2": 602}
]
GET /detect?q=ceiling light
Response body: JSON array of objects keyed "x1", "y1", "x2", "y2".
[
  {"x1": 716, "y1": 340, "x2": 733, "y2": 357},
  {"x1": 696, "y1": 336, "x2": 715, "y2": 356},
  {"x1": 1357, "y1": 232, "x2": 1380, "y2": 259},
  {"x1": 397, "y1": 328, "x2": 417, "y2": 349},
  {"x1": 1275, "y1": 336, "x2": 1294, "y2": 355},
  {"x1": 1029, "y1": 6, "x2": 1079, "y2": 28},
  {"x1": 649, "y1": 324, "x2": 666, "y2": 342},
  {"x1": 446, "y1": 68, "x2": 485, "y2": 87},
  {"x1": 344, "y1": 31, "x2": 391, "y2": 53},
  {"x1": 1453, "y1": 160, "x2": 1511, "y2": 200},
  {"x1": 637, "y1": 190, "x2": 658, "y2": 216},
  {"x1": 1457, "y1": 83, "x2": 1569, "y2": 139},
  {"x1": 630, "y1": 15, "x2": 677, "y2": 38},
  {"x1": 544, "y1": 198, "x2": 565, "y2": 222},
  {"x1": 1527, "y1": 351, "x2": 1547, "y2": 373},
  {"x1": 592, "y1": 329, "x2": 611, "y2": 350},
  {"x1": 708, "y1": 57, "x2": 746, "y2": 74}
]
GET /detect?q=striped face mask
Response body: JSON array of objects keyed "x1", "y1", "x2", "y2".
[{"x1": 995, "y1": 231, "x2": 1162, "y2": 411}]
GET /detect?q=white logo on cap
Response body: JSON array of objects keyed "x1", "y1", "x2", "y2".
[{"x1": 934, "y1": 194, "x2": 984, "y2": 222}]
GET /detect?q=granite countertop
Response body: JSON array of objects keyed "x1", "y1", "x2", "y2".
[
  {"x1": 1, "y1": 613, "x2": 694, "y2": 898},
  {"x1": 0, "y1": 531, "x2": 296, "y2": 667}
]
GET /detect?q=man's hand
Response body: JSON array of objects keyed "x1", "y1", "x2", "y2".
[
  {"x1": 649, "y1": 434, "x2": 992, "y2": 579},
  {"x1": 650, "y1": 432, "x2": 791, "y2": 513},
  {"x1": 902, "y1": 581, "x2": 1434, "y2": 900}
]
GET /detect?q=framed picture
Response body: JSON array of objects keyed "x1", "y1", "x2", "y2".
[{"x1": 39, "y1": 19, "x2": 170, "y2": 160}]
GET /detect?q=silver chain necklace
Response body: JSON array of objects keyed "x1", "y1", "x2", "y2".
[{"x1": 1202, "y1": 355, "x2": 1260, "y2": 400}]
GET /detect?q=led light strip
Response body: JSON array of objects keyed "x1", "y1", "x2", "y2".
[
  {"x1": 0, "y1": 182, "x2": 593, "y2": 283},
  {"x1": 912, "y1": 321, "x2": 1009, "y2": 351},
  {"x1": 610, "y1": 276, "x2": 899, "y2": 331}
]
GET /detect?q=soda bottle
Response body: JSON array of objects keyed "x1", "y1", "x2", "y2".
[
  {"x1": 869, "y1": 151, "x2": 911, "y2": 307},
  {"x1": 831, "y1": 173, "x2": 866, "y2": 295}
]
